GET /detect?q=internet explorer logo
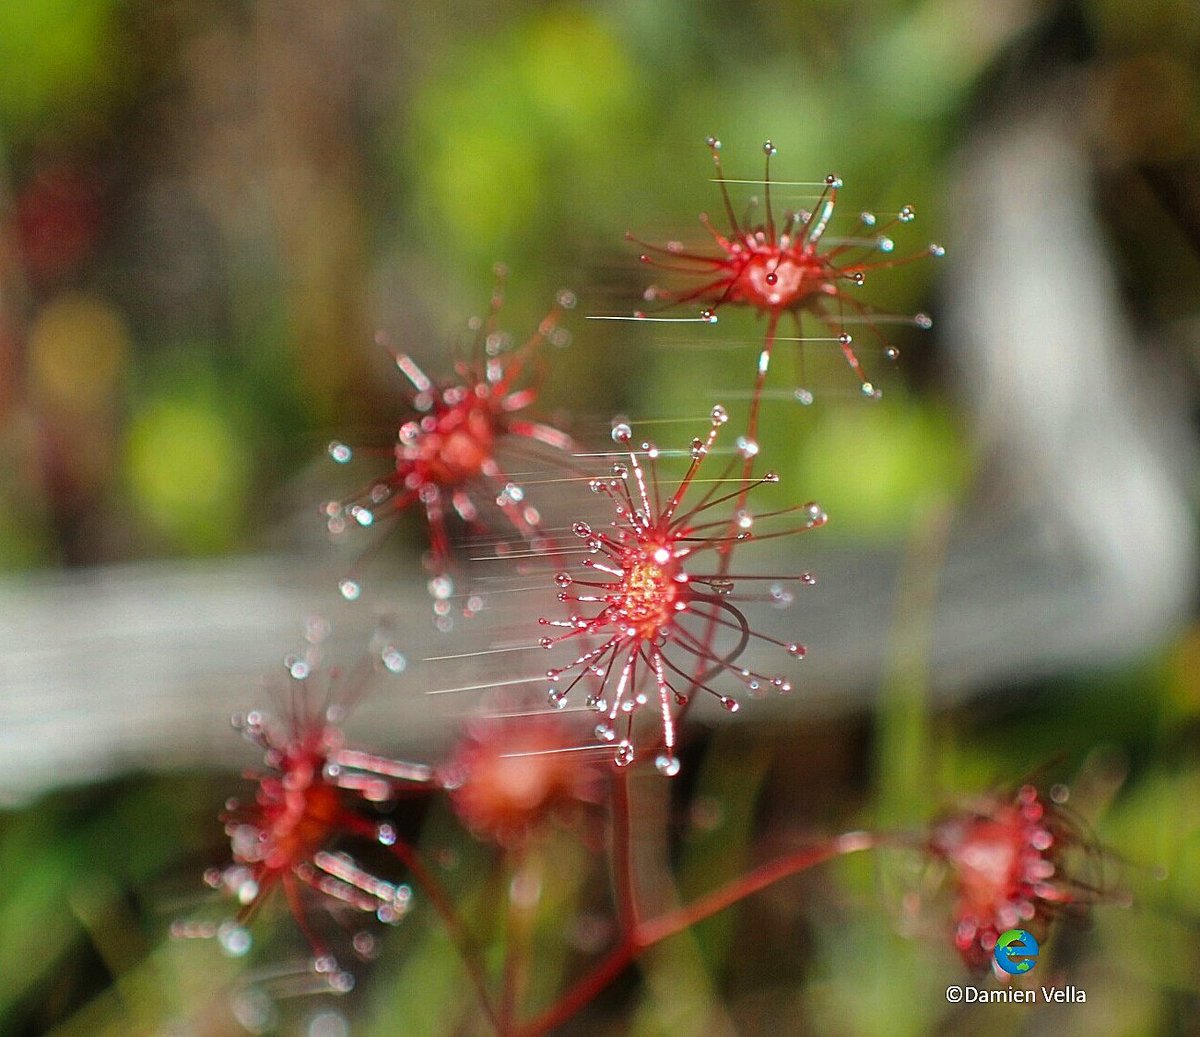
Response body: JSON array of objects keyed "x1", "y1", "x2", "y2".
[{"x1": 993, "y1": 929, "x2": 1039, "y2": 975}]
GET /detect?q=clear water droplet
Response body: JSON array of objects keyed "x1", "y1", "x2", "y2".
[
  {"x1": 914, "y1": 312, "x2": 933, "y2": 330},
  {"x1": 595, "y1": 723, "x2": 615, "y2": 742},
  {"x1": 899, "y1": 205, "x2": 916, "y2": 222},
  {"x1": 655, "y1": 754, "x2": 681, "y2": 776},
  {"x1": 710, "y1": 404, "x2": 728, "y2": 424},
  {"x1": 548, "y1": 689, "x2": 567, "y2": 709},
  {"x1": 381, "y1": 647, "x2": 407, "y2": 673},
  {"x1": 719, "y1": 696, "x2": 740, "y2": 713},
  {"x1": 611, "y1": 423, "x2": 632, "y2": 444},
  {"x1": 794, "y1": 387, "x2": 814, "y2": 406},
  {"x1": 328, "y1": 442, "x2": 353, "y2": 464},
  {"x1": 614, "y1": 742, "x2": 635, "y2": 767},
  {"x1": 929, "y1": 243, "x2": 945, "y2": 258},
  {"x1": 217, "y1": 921, "x2": 252, "y2": 957},
  {"x1": 377, "y1": 823, "x2": 397, "y2": 846},
  {"x1": 338, "y1": 578, "x2": 361, "y2": 601}
]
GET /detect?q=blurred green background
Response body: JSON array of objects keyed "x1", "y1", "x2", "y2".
[{"x1": 1, "y1": 0, "x2": 1199, "y2": 1034}]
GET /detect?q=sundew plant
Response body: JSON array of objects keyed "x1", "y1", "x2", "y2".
[{"x1": 2, "y1": 4, "x2": 1199, "y2": 1037}]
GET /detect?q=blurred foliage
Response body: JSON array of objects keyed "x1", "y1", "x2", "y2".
[{"x1": 0, "y1": 0, "x2": 1197, "y2": 1034}]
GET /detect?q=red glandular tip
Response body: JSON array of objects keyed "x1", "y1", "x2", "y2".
[{"x1": 538, "y1": 406, "x2": 824, "y2": 775}]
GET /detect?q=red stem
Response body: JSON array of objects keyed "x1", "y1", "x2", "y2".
[
  {"x1": 611, "y1": 768, "x2": 641, "y2": 932},
  {"x1": 515, "y1": 831, "x2": 875, "y2": 1036}
]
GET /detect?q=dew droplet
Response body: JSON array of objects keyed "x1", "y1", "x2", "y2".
[
  {"x1": 328, "y1": 442, "x2": 353, "y2": 464},
  {"x1": 718, "y1": 696, "x2": 740, "y2": 713},
  {"x1": 860, "y1": 211, "x2": 877, "y2": 227},
  {"x1": 381, "y1": 646, "x2": 407, "y2": 673},
  {"x1": 595, "y1": 723, "x2": 615, "y2": 742},
  {"x1": 556, "y1": 288, "x2": 577, "y2": 309},
  {"x1": 885, "y1": 346, "x2": 899, "y2": 360},
  {"x1": 765, "y1": 271, "x2": 778, "y2": 286},
  {"x1": 762, "y1": 139, "x2": 777, "y2": 156},
  {"x1": 899, "y1": 205, "x2": 916, "y2": 222},
  {"x1": 611, "y1": 423, "x2": 632, "y2": 444},
  {"x1": 794, "y1": 387, "x2": 814, "y2": 406},
  {"x1": 861, "y1": 382, "x2": 881, "y2": 399},
  {"x1": 710, "y1": 404, "x2": 728, "y2": 424},
  {"x1": 929, "y1": 243, "x2": 945, "y2": 258},
  {"x1": 655, "y1": 754, "x2": 681, "y2": 776},
  {"x1": 611, "y1": 462, "x2": 628, "y2": 479},
  {"x1": 548, "y1": 689, "x2": 567, "y2": 709},
  {"x1": 700, "y1": 308, "x2": 718, "y2": 324},
  {"x1": 825, "y1": 174, "x2": 842, "y2": 188},
  {"x1": 787, "y1": 642, "x2": 807, "y2": 657},
  {"x1": 338, "y1": 578, "x2": 361, "y2": 601},
  {"x1": 377, "y1": 823, "x2": 397, "y2": 846},
  {"x1": 736, "y1": 437, "x2": 758, "y2": 458},
  {"x1": 914, "y1": 312, "x2": 933, "y2": 330},
  {"x1": 428, "y1": 575, "x2": 454, "y2": 600},
  {"x1": 217, "y1": 921, "x2": 252, "y2": 957},
  {"x1": 614, "y1": 742, "x2": 635, "y2": 767},
  {"x1": 231, "y1": 987, "x2": 276, "y2": 1033},
  {"x1": 353, "y1": 931, "x2": 378, "y2": 959}
]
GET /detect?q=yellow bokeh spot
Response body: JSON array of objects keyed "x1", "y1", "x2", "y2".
[
  {"x1": 126, "y1": 398, "x2": 250, "y2": 550},
  {"x1": 29, "y1": 292, "x2": 129, "y2": 411}
]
